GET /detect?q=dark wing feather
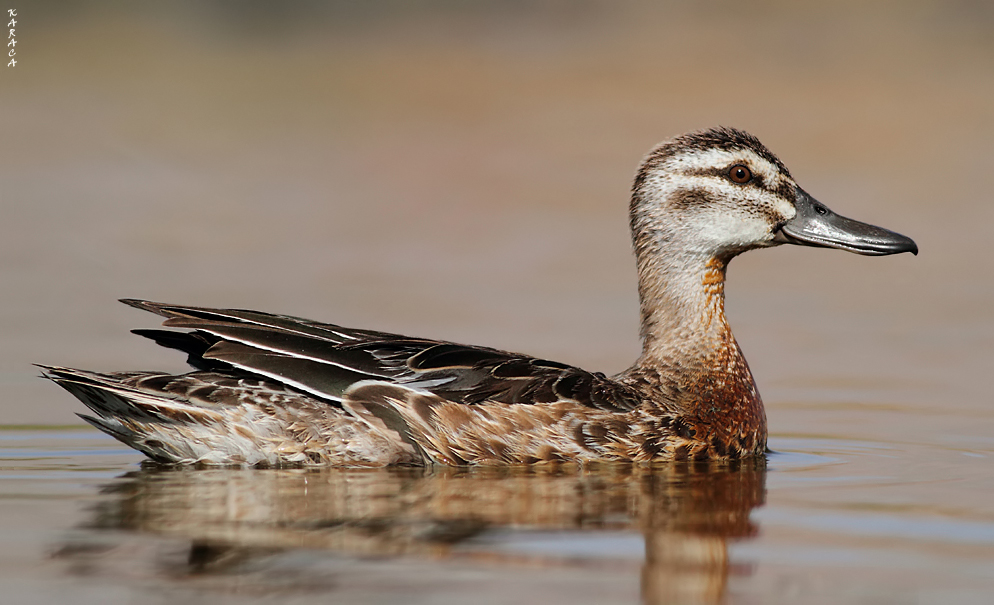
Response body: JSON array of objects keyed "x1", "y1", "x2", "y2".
[
  {"x1": 122, "y1": 299, "x2": 399, "y2": 342},
  {"x1": 161, "y1": 322, "x2": 400, "y2": 378},
  {"x1": 124, "y1": 300, "x2": 642, "y2": 412},
  {"x1": 131, "y1": 329, "x2": 223, "y2": 371},
  {"x1": 203, "y1": 341, "x2": 375, "y2": 402}
]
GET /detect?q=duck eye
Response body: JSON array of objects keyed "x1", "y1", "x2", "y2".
[{"x1": 728, "y1": 165, "x2": 752, "y2": 184}]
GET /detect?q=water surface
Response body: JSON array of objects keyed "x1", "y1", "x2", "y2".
[{"x1": 1, "y1": 429, "x2": 992, "y2": 604}]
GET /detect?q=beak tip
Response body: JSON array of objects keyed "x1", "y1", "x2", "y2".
[
  {"x1": 877, "y1": 238, "x2": 917, "y2": 257},
  {"x1": 899, "y1": 237, "x2": 918, "y2": 256}
]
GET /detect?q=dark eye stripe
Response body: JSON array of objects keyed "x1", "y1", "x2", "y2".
[
  {"x1": 681, "y1": 166, "x2": 793, "y2": 200},
  {"x1": 669, "y1": 187, "x2": 716, "y2": 211}
]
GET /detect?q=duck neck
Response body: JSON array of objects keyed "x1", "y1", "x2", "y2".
[
  {"x1": 628, "y1": 212, "x2": 766, "y2": 432},
  {"x1": 634, "y1": 245, "x2": 734, "y2": 366}
]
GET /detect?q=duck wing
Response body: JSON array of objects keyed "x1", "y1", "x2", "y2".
[{"x1": 122, "y1": 299, "x2": 642, "y2": 414}]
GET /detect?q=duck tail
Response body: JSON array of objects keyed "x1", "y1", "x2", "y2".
[{"x1": 37, "y1": 365, "x2": 218, "y2": 464}]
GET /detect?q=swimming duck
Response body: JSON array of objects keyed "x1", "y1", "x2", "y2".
[{"x1": 42, "y1": 127, "x2": 917, "y2": 466}]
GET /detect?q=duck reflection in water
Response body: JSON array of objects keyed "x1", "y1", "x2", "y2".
[{"x1": 57, "y1": 459, "x2": 765, "y2": 604}]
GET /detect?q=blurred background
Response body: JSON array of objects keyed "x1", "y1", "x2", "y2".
[{"x1": 0, "y1": 0, "x2": 990, "y2": 446}]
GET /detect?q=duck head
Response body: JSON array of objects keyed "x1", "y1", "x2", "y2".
[
  {"x1": 629, "y1": 127, "x2": 917, "y2": 358},
  {"x1": 631, "y1": 126, "x2": 918, "y2": 261}
]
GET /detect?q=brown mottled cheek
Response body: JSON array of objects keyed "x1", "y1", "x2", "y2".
[{"x1": 669, "y1": 187, "x2": 716, "y2": 211}]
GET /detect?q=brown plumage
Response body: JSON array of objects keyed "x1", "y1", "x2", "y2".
[{"x1": 41, "y1": 127, "x2": 917, "y2": 466}]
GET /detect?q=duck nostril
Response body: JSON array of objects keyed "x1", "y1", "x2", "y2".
[{"x1": 813, "y1": 204, "x2": 828, "y2": 216}]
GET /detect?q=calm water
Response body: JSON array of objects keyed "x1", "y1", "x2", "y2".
[
  {"x1": 2, "y1": 429, "x2": 992, "y2": 604},
  {"x1": 2, "y1": 2, "x2": 993, "y2": 603}
]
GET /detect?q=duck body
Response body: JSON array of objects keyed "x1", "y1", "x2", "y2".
[{"x1": 43, "y1": 127, "x2": 916, "y2": 466}]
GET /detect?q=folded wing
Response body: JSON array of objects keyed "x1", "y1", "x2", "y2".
[{"x1": 122, "y1": 299, "x2": 642, "y2": 413}]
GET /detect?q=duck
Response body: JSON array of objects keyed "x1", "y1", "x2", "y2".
[{"x1": 41, "y1": 127, "x2": 917, "y2": 466}]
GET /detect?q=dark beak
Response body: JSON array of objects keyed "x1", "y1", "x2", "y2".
[{"x1": 777, "y1": 188, "x2": 918, "y2": 256}]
